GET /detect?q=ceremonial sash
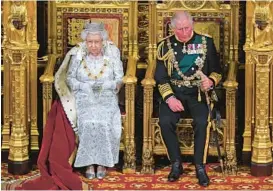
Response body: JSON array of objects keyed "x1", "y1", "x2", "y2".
[{"x1": 173, "y1": 35, "x2": 203, "y2": 78}]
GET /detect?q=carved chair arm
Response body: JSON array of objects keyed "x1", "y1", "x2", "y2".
[
  {"x1": 123, "y1": 56, "x2": 138, "y2": 84},
  {"x1": 141, "y1": 58, "x2": 156, "y2": 87},
  {"x1": 39, "y1": 54, "x2": 58, "y2": 84},
  {"x1": 223, "y1": 60, "x2": 239, "y2": 88}
]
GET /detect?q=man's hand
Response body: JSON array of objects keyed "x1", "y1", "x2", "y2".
[
  {"x1": 166, "y1": 96, "x2": 184, "y2": 112},
  {"x1": 197, "y1": 71, "x2": 213, "y2": 92}
]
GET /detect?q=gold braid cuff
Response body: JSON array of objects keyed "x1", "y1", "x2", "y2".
[
  {"x1": 158, "y1": 83, "x2": 174, "y2": 100},
  {"x1": 209, "y1": 72, "x2": 222, "y2": 86}
]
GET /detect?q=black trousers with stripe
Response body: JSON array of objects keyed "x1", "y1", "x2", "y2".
[{"x1": 158, "y1": 86, "x2": 209, "y2": 165}]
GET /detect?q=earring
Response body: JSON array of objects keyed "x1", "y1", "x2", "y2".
[{"x1": 103, "y1": 41, "x2": 106, "y2": 48}]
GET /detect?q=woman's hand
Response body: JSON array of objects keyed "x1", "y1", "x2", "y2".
[
  {"x1": 92, "y1": 81, "x2": 103, "y2": 90},
  {"x1": 76, "y1": 81, "x2": 94, "y2": 95},
  {"x1": 101, "y1": 81, "x2": 116, "y2": 90}
]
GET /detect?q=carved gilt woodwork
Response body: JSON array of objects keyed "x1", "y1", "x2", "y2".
[
  {"x1": 244, "y1": 1, "x2": 273, "y2": 170},
  {"x1": 2, "y1": 0, "x2": 39, "y2": 171},
  {"x1": 251, "y1": 52, "x2": 272, "y2": 164}
]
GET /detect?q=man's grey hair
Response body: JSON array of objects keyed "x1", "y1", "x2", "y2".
[
  {"x1": 170, "y1": 11, "x2": 194, "y2": 28},
  {"x1": 80, "y1": 22, "x2": 109, "y2": 41}
]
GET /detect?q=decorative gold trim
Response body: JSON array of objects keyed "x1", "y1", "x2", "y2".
[
  {"x1": 158, "y1": 83, "x2": 173, "y2": 100},
  {"x1": 137, "y1": 64, "x2": 148, "y2": 69},
  {"x1": 203, "y1": 102, "x2": 214, "y2": 164},
  {"x1": 157, "y1": 40, "x2": 172, "y2": 61},
  {"x1": 209, "y1": 72, "x2": 222, "y2": 86}
]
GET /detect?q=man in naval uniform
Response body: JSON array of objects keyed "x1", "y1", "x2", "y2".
[{"x1": 154, "y1": 11, "x2": 222, "y2": 186}]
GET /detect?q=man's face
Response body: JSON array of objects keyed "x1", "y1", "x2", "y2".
[
  {"x1": 173, "y1": 18, "x2": 193, "y2": 42},
  {"x1": 86, "y1": 34, "x2": 103, "y2": 56}
]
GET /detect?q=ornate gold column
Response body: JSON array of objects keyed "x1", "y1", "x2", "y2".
[
  {"x1": 243, "y1": 0, "x2": 256, "y2": 163},
  {"x1": 244, "y1": 0, "x2": 273, "y2": 176},
  {"x1": 2, "y1": 1, "x2": 39, "y2": 174},
  {"x1": 271, "y1": 52, "x2": 273, "y2": 141},
  {"x1": 222, "y1": 0, "x2": 239, "y2": 175},
  {"x1": 242, "y1": 51, "x2": 254, "y2": 162},
  {"x1": 30, "y1": 17, "x2": 39, "y2": 152},
  {"x1": 39, "y1": 55, "x2": 56, "y2": 126},
  {"x1": 250, "y1": 49, "x2": 273, "y2": 176},
  {"x1": 123, "y1": 1, "x2": 138, "y2": 173},
  {"x1": 141, "y1": 0, "x2": 156, "y2": 174},
  {"x1": 40, "y1": 1, "x2": 57, "y2": 125}
]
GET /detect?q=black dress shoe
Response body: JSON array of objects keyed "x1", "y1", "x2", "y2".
[
  {"x1": 168, "y1": 160, "x2": 183, "y2": 182},
  {"x1": 195, "y1": 164, "x2": 210, "y2": 187}
]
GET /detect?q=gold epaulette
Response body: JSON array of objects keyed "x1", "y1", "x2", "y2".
[
  {"x1": 209, "y1": 72, "x2": 222, "y2": 86},
  {"x1": 195, "y1": 32, "x2": 212, "y2": 38},
  {"x1": 157, "y1": 35, "x2": 173, "y2": 61},
  {"x1": 201, "y1": 33, "x2": 212, "y2": 38}
]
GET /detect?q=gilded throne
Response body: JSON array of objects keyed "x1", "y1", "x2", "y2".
[
  {"x1": 141, "y1": 1, "x2": 238, "y2": 174},
  {"x1": 40, "y1": 1, "x2": 139, "y2": 172}
]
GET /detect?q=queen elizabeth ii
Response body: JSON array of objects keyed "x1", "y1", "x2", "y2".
[{"x1": 54, "y1": 22, "x2": 124, "y2": 180}]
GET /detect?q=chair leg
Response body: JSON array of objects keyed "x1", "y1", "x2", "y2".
[
  {"x1": 141, "y1": 139, "x2": 155, "y2": 174},
  {"x1": 123, "y1": 142, "x2": 136, "y2": 173}
]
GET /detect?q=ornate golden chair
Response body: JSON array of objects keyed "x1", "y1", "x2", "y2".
[
  {"x1": 141, "y1": 1, "x2": 238, "y2": 174},
  {"x1": 39, "y1": 1, "x2": 138, "y2": 172}
]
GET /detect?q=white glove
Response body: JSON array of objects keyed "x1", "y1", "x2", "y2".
[
  {"x1": 79, "y1": 82, "x2": 93, "y2": 94},
  {"x1": 101, "y1": 81, "x2": 116, "y2": 90}
]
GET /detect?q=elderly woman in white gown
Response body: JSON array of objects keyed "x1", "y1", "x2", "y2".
[{"x1": 55, "y1": 22, "x2": 123, "y2": 180}]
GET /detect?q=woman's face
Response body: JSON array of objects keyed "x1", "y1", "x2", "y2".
[{"x1": 86, "y1": 33, "x2": 103, "y2": 56}]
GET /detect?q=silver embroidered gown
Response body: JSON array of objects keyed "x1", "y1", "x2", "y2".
[{"x1": 66, "y1": 48, "x2": 124, "y2": 168}]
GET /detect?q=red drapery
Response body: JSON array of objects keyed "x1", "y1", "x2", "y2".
[{"x1": 16, "y1": 100, "x2": 83, "y2": 190}]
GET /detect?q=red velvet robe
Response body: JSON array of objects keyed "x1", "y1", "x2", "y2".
[{"x1": 16, "y1": 100, "x2": 85, "y2": 190}]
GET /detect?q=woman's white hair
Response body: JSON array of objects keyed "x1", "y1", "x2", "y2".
[
  {"x1": 80, "y1": 22, "x2": 108, "y2": 41},
  {"x1": 170, "y1": 11, "x2": 194, "y2": 28}
]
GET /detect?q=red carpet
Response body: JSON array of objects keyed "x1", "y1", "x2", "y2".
[{"x1": 2, "y1": 163, "x2": 273, "y2": 190}]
